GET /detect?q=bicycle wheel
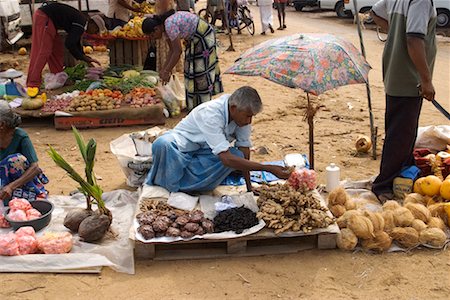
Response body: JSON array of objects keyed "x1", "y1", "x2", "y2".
[
  {"x1": 198, "y1": 8, "x2": 212, "y2": 24},
  {"x1": 247, "y1": 20, "x2": 255, "y2": 35},
  {"x1": 376, "y1": 26, "x2": 387, "y2": 42}
]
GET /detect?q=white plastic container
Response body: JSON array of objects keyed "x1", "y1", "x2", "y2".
[{"x1": 326, "y1": 163, "x2": 340, "y2": 192}]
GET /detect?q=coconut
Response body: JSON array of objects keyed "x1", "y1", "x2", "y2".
[
  {"x1": 336, "y1": 210, "x2": 362, "y2": 228},
  {"x1": 419, "y1": 228, "x2": 447, "y2": 248},
  {"x1": 382, "y1": 210, "x2": 396, "y2": 233},
  {"x1": 393, "y1": 207, "x2": 414, "y2": 227},
  {"x1": 411, "y1": 219, "x2": 428, "y2": 232},
  {"x1": 328, "y1": 187, "x2": 349, "y2": 206},
  {"x1": 344, "y1": 198, "x2": 357, "y2": 210},
  {"x1": 427, "y1": 217, "x2": 446, "y2": 231},
  {"x1": 390, "y1": 227, "x2": 419, "y2": 248},
  {"x1": 361, "y1": 231, "x2": 392, "y2": 252},
  {"x1": 428, "y1": 204, "x2": 448, "y2": 225},
  {"x1": 403, "y1": 193, "x2": 426, "y2": 206},
  {"x1": 63, "y1": 208, "x2": 94, "y2": 232},
  {"x1": 78, "y1": 214, "x2": 111, "y2": 242},
  {"x1": 330, "y1": 204, "x2": 346, "y2": 218},
  {"x1": 382, "y1": 200, "x2": 401, "y2": 211},
  {"x1": 364, "y1": 211, "x2": 385, "y2": 232},
  {"x1": 347, "y1": 215, "x2": 375, "y2": 239},
  {"x1": 404, "y1": 203, "x2": 431, "y2": 223},
  {"x1": 336, "y1": 228, "x2": 358, "y2": 251}
]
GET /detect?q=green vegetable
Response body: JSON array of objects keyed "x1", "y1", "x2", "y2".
[
  {"x1": 64, "y1": 63, "x2": 88, "y2": 81},
  {"x1": 66, "y1": 79, "x2": 96, "y2": 92}
]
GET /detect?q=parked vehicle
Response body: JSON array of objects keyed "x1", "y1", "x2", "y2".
[
  {"x1": 344, "y1": 0, "x2": 450, "y2": 28},
  {"x1": 19, "y1": 0, "x2": 109, "y2": 32},
  {"x1": 0, "y1": 0, "x2": 23, "y2": 49},
  {"x1": 292, "y1": 0, "x2": 318, "y2": 11},
  {"x1": 319, "y1": 0, "x2": 351, "y2": 18}
]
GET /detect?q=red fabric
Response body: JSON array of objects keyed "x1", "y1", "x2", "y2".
[{"x1": 27, "y1": 10, "x2": 64, "y2": 88}]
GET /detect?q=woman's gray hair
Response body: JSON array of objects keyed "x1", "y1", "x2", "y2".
[
  {"x1": 228, "y1": 86, "x2": 263, "y2": 114},
  {"x1": 0, "y1": 100, "x2": 21, "y2": 128}
]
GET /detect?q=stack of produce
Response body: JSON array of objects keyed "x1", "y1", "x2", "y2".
[
  {"x1": 125, "y1": 87, "x2": 160, "y2": 108},
  {"x1": 256, "y1": 182, "x2": 334, "y2": 234},
  {"x1": 213, "y1": 206, "x2": 259, "y2": 234},
  {"x1": 331, "y1": 187, "x2": 449, "y2": 252},
  {"x1": 136, "y1": 199, "x2": 214, "y2": 239},
  {"x1": 49, "y1": 128, "x2": 113, "y2": 242},
  {"x1": 413, "y1": 174, "x2": 450, "y2": 201},
  {"x1": 0, "y1": 226, "x2": 73, "y2": 256},
  {"x1": 66, "y1": 89, "x2": 123, "y2": 112},
  {"x1": 111, "y1": 16, "x2": 145, "y2": 39},
  {"x1": 5, "y1": 198, "x2": 41, "y2": 221},
  {"x1": 132, "y1": 2, "x2": 155, "y2": 15},
  {"x1": 42, "y1": 91, "x2": 80, "y2": 112}
]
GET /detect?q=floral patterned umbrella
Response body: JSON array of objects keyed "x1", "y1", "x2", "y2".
[
  {"x1": 225, "y1": 33, "x2": 372, "y2": 168},
  {"x1": 225, "y1": 33, "x2": 371, "y2": 95}
]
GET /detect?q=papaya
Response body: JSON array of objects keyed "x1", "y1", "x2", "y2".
[
  {"x1": 21, "y1": 98, "x2": 43, "y2": 110},
  {"x1": 27, "y1": 87, "x2": 39, "y2": 98}
]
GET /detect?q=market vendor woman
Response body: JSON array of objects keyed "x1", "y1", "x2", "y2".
[
  {"x1": 146, "y1": 86, "x2": 292, "y2": 192},
  {"x1": 27, "y1": 2, "x2": 101, "y2": 90},
  {"x1": 142, "y1": 10, "x2": 223, "y2": 110},
  {"x1": 0, "y1": 101, "x2": 48, "y2": 204}
]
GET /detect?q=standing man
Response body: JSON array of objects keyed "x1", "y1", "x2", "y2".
[
  {"x1": 106, "y1": 0, "x2": 142, "y2": 29},
  {"x1": 371, "y1": 0, "x2": 437, "y2": 202},
  {"x1": 274, "y1": 0, "x2": 287, "y2": 30},
  {"x1": 258, "y1": 0, "x2": 274, "y2": 35}
]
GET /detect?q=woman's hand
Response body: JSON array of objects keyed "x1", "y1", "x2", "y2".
[
  {"x1": 159, "y1": 69, "x2": 171, "y2": 84},
  {"x1": 85, "y1": 56, "x2": 101, "y2": 67},
  {"x1": 0, "y1": 185, "x2": 13, "y2": 201}
]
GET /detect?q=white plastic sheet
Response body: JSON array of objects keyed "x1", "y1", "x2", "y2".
[
  {"x1": 0, "y1": 190, "x2": 138, "y2": 274},
  {"x1": 416, "y1": 125, "x2": 450, "y2": 152}
]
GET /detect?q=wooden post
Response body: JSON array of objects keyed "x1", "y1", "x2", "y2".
[
  {"x1": 222, "y1": 0, "x2": 235, "y2": 51},
  {"x1": 307, "y1": 92, "x2": 314, "y2": 170}
]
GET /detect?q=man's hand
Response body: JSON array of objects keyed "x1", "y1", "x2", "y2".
[
  {"x1": 85, "y1": 56, "x2": 101, "y2": 67},
  {"x1": 419, "y1": 81, "x2": 435, "y2": 101},
  {"x1": 266, "y1": 165, "x2": 292, "y2": 180},
  {"x1": 0, "y1": 185, "x2": 13, "y2": 201}
]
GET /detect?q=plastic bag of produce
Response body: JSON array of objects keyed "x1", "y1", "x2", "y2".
[
  {"x1": 44, "y1": 72, "x2": 69, "y2": 90},
  {"x1": 9, "y1": 198, "x2": 32, "y2": 211},
  {"x1": 157, "y1": 77, "x2": 182, "y2": 116},
  {"x1": 0, "y1": 233, "x2": 20, "y2": 256},
  {"x1": 26, "y1": 208, "x2": 42, "y2": 220},
  {"x1": 17, "y1": 235, "x2": 38, "y2": 255},
  {"x1": 37, "y1": 232, "x2": 73, "y2": 254},
  {"x1": 0, "y1": 214, "x2": 11, "y2": 228},
  {"x1": 15, "y1": 226, "x2": 36, "y2": 238},
  {"x1": 7, "y1": 209, "x2": 28, "y2": 221}
]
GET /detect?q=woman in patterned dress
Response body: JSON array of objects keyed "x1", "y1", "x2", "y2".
[{"x1": 142, "y1": 10, "x2": 223, "y2": 110}]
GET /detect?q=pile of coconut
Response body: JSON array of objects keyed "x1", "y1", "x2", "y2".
[{"x1": 328, "y1": 187, "x2": 449, "y2": 252}]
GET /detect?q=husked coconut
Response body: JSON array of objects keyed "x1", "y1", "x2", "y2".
[
  {"x1": 330, "y1": 204, "x2": 346, "y2": 218},
  {"x1": 419, "y1": 228, "x2": 447, "y2": 248},
  {"x1": 427, "y1": 217, "x2": 446, "y2": 231},
  {"x1": 382, "y1": 210, "x2": 395, "y2": 233},
  {"x1": 328, "y1": 187, "x2": 349, "y2": 206},
  {"x1": 336, "y1": 210, "x2": 362, "y2": 229},
  {"x1": 347, "y1": 215, "x2": 375, "y2": 239},
  {"x1": 411, "y1": 219, "x2": 428, "y2": 232},
  {"x1": 404, "y1": 203, "x2": 431, "y2": 223},
  {"x1": 361, "y1": 231, "x2": 392, "y2": 252},
  {"x1": 428, "y1": 204, "x2": 448, "y2": 225},
  {"x1": 364, "y1": 211, "x2": 385, "y2": 232},
  {"x1": 393, "y1": 207, "x2": 414, "y2": 227},
  {"x1": 336, "y1": 228, "x2": 358, "y2": 251},
  {"x1": 390, "y1": 227, "x2": 419, "y2": 248},
  {"x1": 383, "y1": 200, "x2": 401, "y2": 211},
  {"x1": 345, "y1": 199, "x2": 357, "y2": 210},
  {"x1": 403, "y1": 193, "x2": 426, "y2": 206}
]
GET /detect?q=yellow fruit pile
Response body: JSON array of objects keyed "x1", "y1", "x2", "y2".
[
  {"x1": 132, "y1": 2, "x2": 155, "y2": 16},
  {"x1": 414, "y1": 174, "x2": 450, "y2": 200},
  {"x1": 111, "y1": 16, "x2": 145, "y2": 39}
]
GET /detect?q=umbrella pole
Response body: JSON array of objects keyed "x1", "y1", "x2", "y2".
[
  {"x1": 353, "y1": 0, "x2": 377, "y2": 160},
  {"x1": 307, "y1": 92, "x2": 314, "y2": 170}
]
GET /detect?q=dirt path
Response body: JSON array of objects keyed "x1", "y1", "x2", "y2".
[{"x1": 1, "y1": 4, "x2": 449, "y2": 299}]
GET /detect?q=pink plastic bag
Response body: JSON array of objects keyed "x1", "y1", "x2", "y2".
[
  {"x1": 26, "y1": 208, "x2": 42, "y2": 220},
  {"x1": 0, "y1": 233, "x2": 20, "y2": 256},
  {"x1": 44, "y1": 72, "x2": 69, "y2": 90},
  {"x1": 9, "y1": 198, "x2": 32, "y2": 211},
  {"x1": 17, "y1": 235, "x2": 38, "y2": 255},
  {"x1": 7, "y1": 209, "x2": 27, "y2": 221},
  {"x1": 0, "y1": 214, "x2": 10, "y2": 228},
  {"x1": 16, "y1": 226, "x2": 36, "y2": 238},
  {"x1": 37, "y1": 232, "x2": 73, "y2": 254}
]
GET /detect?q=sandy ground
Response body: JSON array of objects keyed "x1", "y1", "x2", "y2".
[{"x1": 1, "y1": 4, "x2": 450, "y2": 299}]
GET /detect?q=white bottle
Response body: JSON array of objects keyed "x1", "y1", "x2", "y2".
[{"x1": 326, "y1": 163, "x2": 340, "y2": 192}]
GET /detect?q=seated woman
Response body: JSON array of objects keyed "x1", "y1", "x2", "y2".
[
  {"x1": 0, "y1": 101, "x2": 48, "y2": 205},
  {"x1": 142, "y1": 9, "x2": 223, "y2": 110}
]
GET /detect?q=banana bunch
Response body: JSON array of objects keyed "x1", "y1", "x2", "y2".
[
  {"x1": 132, "y1": 2, "x2": 156, "y2": 16},
  {"x1": 111, "y1": 16, "x2": 145, "y2": 39}
]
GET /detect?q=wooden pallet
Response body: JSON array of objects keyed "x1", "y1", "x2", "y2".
[
  {"x1": 135, "y1": 227, "x2": 338, "y2": 260},
  {"x1": 108, "y1": 38, "x2": 150, "y2": 67}
]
